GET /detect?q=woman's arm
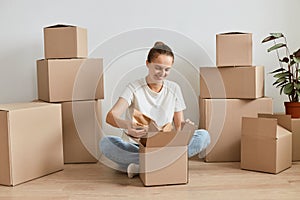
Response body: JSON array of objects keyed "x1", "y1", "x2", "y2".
[
  {"x1": 106, "y1": 97, "x2": 146, "y2": 138},
  {"x1": 173, "y1": 111, "x2": 185, "y2": 131}
]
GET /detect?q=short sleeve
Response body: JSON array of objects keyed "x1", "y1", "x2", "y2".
[
  {"x1": 174, "y1": 84, "x2": 186, "y2": 112},
  {"x1": 120, "y1": 83, "x2": 134, "y2": 106}
]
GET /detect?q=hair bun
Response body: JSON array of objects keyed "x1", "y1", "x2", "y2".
[{"x1": 154, "y1": 41, "x2": 165, "y2": 47}]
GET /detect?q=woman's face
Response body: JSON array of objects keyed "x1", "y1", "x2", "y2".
[{"x1": 146, "y1": 54, "x2": 173, "y2": 84}]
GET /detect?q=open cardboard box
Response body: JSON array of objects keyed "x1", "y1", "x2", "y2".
[
  {"x1": 258, "y1": 113, "x2": 300, "y2": 161},
  {"x1": 241, "y1": 117, "x2": 292, "y2": 174},
  {"x1": 132, "y1": 110, "x2": 196, "y2": 186}
]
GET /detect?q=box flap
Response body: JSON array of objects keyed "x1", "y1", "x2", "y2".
[
  {"x1": 219, "y1": 32, "x2": 250, "y2": 35},
  {"x1": 45, "y1": 24, "x2": 75, "y2": 29},
  {"x1": 242, "y1": 117, "x2": 277, "y2": 139},
  {"x1": 277, "y1": 126, "x2": 292, "y2": 139},
  {"x1": 140, "y1": 122, "x2": 195, "y2": 147},
  {"x1": 258, "y1": 113, "x2": 292, "y2": 131}
]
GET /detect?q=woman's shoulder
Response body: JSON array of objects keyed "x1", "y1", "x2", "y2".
[
  {"x1": 127, "y1": 77, "x2": 147, "y2": 90},
  {"x1": 164, "y1": 80, "x2": 181, "y2": 89}
]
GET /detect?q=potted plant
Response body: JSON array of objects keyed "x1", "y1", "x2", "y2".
[{"x1": 262, "y1": 33, "x2": 300, "y2": 118}]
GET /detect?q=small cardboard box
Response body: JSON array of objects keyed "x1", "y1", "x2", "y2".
[
  {"x1": 44, "y1": 24, "x2": 88, "y2": 59},
  {"x1": 241, "y1": 117, "x2": 292, "y2": 174},
  {"x1": 37, "y1": 58, "x2": 104, "y2": 102},
  {"x1": 216, "y1": 32, "x2": 252, "y2": 67},
  {"x1": 200, "y1": 66, "x2": 264, "y2": 99},
  {"x1": 0, "y1": 102, "x2": 64, "y2": 186},
  {"x1": 199, "y1": 97, "x2": 273, "y2": 162},
  {"x1": 61, "y1": 100, "x2": 102, "y2": 163},
  {"x1": 139, "y1": 123, "x2": 195, "y2": 186},
  {"x1": 258, "y1": 113, "x2": 300, "y2": 161}
]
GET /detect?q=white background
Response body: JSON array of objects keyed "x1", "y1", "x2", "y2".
[{"x1": 0, "y1": 0, "x2": 299, "y2": 136}]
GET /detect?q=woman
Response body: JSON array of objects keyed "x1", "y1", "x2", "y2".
[{"x1": 100, "y1": 42, "x2": 210, "y2": 178}]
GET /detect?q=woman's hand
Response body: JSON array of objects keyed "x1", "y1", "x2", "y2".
[{"x1": 127, "y1": 124, "x2": 148, "y2": 138}]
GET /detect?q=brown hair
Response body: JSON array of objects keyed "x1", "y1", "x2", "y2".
[{"x1": 147, "y1": 41, "x2": 174, "y2": 63}]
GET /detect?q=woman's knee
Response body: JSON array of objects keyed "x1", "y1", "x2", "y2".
[
  {"x1": 195, "y1": 129, "x2": 211, "y2": 146},
  {"x1": 99, "y1": 136, "x2": 117, "y2": 154}
]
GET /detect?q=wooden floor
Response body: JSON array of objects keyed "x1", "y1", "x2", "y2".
[{"x1": 0, "y1": 160, "x2": 299, "y2": 200}]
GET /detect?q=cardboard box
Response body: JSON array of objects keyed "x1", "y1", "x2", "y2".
[
  {"x1": 44, "y1": 24, "x2": 87, "y2": 59},
  {"x1": 258, "y1": 113, "x2": 300, "y2": 161},
  {"x1": 62, "y1": 100, "x2": 102, "y2": 163},
  {"x1": 139, "y1": 123, "x2": 195, "y2": 186},
  {"x1": 37, "y1": 58, "x2": 104, "y2": 102},
  {"x1": 241, "y1": 117, "x2": 292, "y2": 174},
  {"x1": 200, "y1": 66, "x2": 264, "y2": 99},
  {"x1": 216, "y1": 32, "x2": 252, "y2": 67},
  {"x1": 0, "y1": 102, "x2": 63, "y2": 186},
  {"x1": 199, "y1": 97, "x2": 273, "y2": 162}
]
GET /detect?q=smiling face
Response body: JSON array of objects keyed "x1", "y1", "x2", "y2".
[{"x1": 146, "y1": 54, "x2": 173, "y2": 84}]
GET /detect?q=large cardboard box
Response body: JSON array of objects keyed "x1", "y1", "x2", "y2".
[
  {"x1": 62, "y1": 100, "x2": 102, "y2": 163},
  {"x1": 241, "y1": 117, "x2": 292, "y2": 174},
  {"x1": 37, "y1": 58, "x2": 104, "y2": 102},
  {"x1": 258, "y1": 113, "x2": 300, "y2": 161},
  {"x1": 200, "y1": 66, "x2": 264, "y2": 99},
  {"x1": 0, "y1": 102, "x2": 63, "y2": 186},
  {"x1": 216, "y1": 32, "x2": 252, "y2": 67},
  {"x1": 139, "y1": 123, "x2": 195, "y2": 186},
  {"x1": 44, "y1": 24, "x2": 88, "y2": 59},
  {"x1": 199, "y1": 97, "x2": 273, "y2": 162}
]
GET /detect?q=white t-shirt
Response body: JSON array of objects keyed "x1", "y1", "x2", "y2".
[{"x1": 120, "y1": 77, "x2": 186, "y2": 127}]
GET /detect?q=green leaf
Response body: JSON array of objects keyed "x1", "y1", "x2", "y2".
[
  {"x1": 280, "y1": 85, "x2": 284, "y2": 95},
  {"x1": 273, "y1": 77, "x2": 287, "y2": 85},
  {"x1": 270, "y1": 68, "x2": 286, "y2": 74},
  {"x1": 270, "y1": 33, "x2": 284, "y2": 38},
  {"x1": 267, "y1": 43, "x2": 286, "y2": 52},
  {"x1": 273, "y1": 72, "x2": 290, "y2": 79},
  {"x1": 294, "y1": 56, "x2": 300, "y2": 63},
  {"x1": 295, "y1": 83, "x2": 300, "y2": 90},
  {"x1": 276, "y1": 81, "x2": 287, "y2": 88},
  {"x1": 262, "y1": 35, "x2": 276, "y2": 43},
  {"x1": 284, "y1": 83, "x2": 294, "y2": 95}
]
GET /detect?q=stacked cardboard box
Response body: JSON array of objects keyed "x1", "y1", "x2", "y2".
[
  {"x1": 0, "y1": 102, "x2": 64, "y2": 186},
  {"x1": 37, "y1": 24, "x2": 103, "y2": 163},
  {"x1": 199, "y1": 32, "x2": 273, "y2": 162}
]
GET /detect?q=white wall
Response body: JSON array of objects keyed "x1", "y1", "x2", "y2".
[{"x1": 1, "y1": 0, "x2": 299, "y2": 136}]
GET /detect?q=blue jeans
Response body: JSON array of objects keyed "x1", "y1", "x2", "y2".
[{"x1": 99, "y1": 129, "x2": 210, "y2": 172}]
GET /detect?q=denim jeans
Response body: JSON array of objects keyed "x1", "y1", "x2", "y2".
[{"x1": 99, "y1": 129, "x2": 210, "y2": 172}]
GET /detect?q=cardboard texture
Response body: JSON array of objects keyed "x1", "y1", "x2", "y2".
[
  {"x1": 200, "y1": 66, "x2": 264, "y2": 99},
  {"x1": 258, "y1": 113, "x2": 300, "y2": 161},
  {"x1": 139, "y1": 123, "x2": 195, "y2": 186},
  {"x1": 62, "y1": 100, "x2": 102, "y2": 163},
  {"x1": 241, "y1": 117, "x2": 292, "y2": 174},
  {"x1": 199, "y1": 97, "x2": 273, "y2": 162},
  {"x1": 216, "y1": 32, "x2": 252, "y2": 67},
  {"x1": 133, "y1": 110, "x2": 196, "y2": 186},
  {"x1": 0, "y1": 102, "x2": 64, "y2": 186},
  {"x1": 44, "y1": 24, "x2": 88, "y2": 59},
  {"x1": 37, "y1": 58, "x2": 104, "y2": 102}
]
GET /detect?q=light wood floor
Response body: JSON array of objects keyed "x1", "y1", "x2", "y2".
[{"x1": 0, "y1": 160, "x2": 299, "y2": 200}]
